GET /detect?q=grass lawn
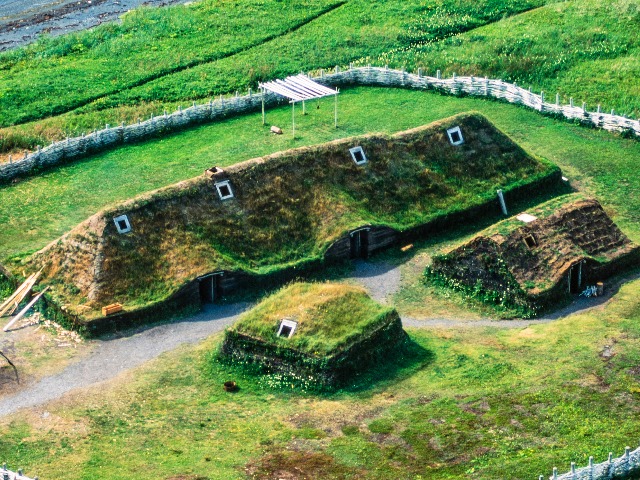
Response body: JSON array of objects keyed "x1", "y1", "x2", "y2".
[
  {"x1": 0, "y1": 0, "x2": 548, "y2": 152},
  {"x1": 361, "y1": 0, "x2": 640, "y2": 118},
  {"x1": 1, "y1": 277, "x2": 639, "y2": 479},
  {"x1": 1, "y1": 86, "x2": 639, "y2": 263}
]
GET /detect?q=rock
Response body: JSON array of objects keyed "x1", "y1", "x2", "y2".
[{"x1": 270, "y1": 126, "x2": 283, "y2": 134}]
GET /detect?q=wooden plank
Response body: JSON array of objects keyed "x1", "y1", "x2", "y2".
[
  {"x1": 101, "y1": 303, "x2": 123, "y2": 316},
  {"x1": 0, "y1": 270, "x2": 41, "y2": 317},
  {"x1": 3, "y1": 286, "x2": 49, "y2": 332},
  {"x1": 0, "y1": 272, "x2": 36, "y2": 313}
]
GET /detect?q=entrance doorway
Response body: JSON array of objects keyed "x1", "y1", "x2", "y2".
[
  {"x1": 199, "y1": 273, "x2": 223, "y2": 303},
  {"x1": 568, "y1": 262, "x2": 582, "y2": 294},
  {"x1": 350, "y1": 228, "x2": 370, "y2": 259}
]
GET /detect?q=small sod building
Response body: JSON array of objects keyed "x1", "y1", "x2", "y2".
[
  {"x1": 428, "y1": 195, "x2": 640, "y2": 314},
  {"x1": 221, "y1": 283, "x2": 406, "y2": 388}
]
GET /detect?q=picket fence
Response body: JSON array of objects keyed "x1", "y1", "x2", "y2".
[
  {"x1": 539, "y1": 444, "x2": 640, "y2": 480},
  {"x1": 1, "y1": 65, "x2": 638, "y2": 184},
  {"x1": 1, "y1": 463, "x2": 35, "y2": 480}
]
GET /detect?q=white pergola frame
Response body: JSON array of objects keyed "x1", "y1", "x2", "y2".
[{"x1": 259, "y1": 74, "x2": 339, "y2": 138}]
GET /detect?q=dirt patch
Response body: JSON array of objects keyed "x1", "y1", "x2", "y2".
[
  {"x1": 0, "y1": 0, "x2": 191, "y2": 51},
  {"x1": 245, "y1": 450, "x2": 366, "y2": 480}
]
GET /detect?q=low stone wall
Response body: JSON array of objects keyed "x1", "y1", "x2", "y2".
[
  {"x1": 542, "y1": 444, "x2": 640, "y2": 480},
  {"x1": 1, "y1": 66, "x2": 638, "y2": 184}
]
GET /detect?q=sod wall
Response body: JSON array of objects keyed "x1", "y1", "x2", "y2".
[{"x1": 220, "y1": 310, "x2": 406, "y2": 388}]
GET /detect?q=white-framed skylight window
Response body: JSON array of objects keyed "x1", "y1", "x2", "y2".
[
  {"x1": 277, "y1": 319, "x2": 298, "y2": 338},
  {"x1": 446, "y1": 126, "x2": 464, "y2": 146},
  {"x1": 349, "y1": 146, "x2": 368, "y2": 165},
  {"x1": 215, "y1": 180, "x2": 234, "y2": 200},
  {"x1": 113, "y1": 214, "x2": 132, "y2": 234}
]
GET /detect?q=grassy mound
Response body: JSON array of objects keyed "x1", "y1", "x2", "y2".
[
  {"x1": 220, "y1": 282, "x2": 405, "y2": 388},
  {"x1": 10, "y1": 112, "x2": 558, "y2": 320},
  {"x1": 427, "y1": 194, "x2": 640, "y2": 315}
]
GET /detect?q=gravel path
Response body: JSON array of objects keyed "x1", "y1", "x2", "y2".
[
  {"x1": 0, "y1": 302, "x2": 248, "y2": 417},
  {"x1": 0, "y1": 0, "x2": 191, "y2": 51},
  {"x1": 0, "y1": 261, "x2": 635, "y2": 418},
  {"x1": 350, "y1": 259, "x2": 402, "y2": 303}
]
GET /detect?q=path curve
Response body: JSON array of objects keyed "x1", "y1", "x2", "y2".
[
  {"x1": 0, "y1": 302, "x2": 248, "y2": 417},
  {"x1": 0, "y1": 262, "x2": 636, "y2": 418}
]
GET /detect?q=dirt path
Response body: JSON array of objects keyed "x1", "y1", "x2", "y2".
[
  {"x1": 0, "y1": 261, "x2": 635, "y2": 418},
  {"x1": 0, "y1": 0, "x2": 190, "y2": 51},
  {"x1": 0, "y1": 302, "x2": 247, "y2": 417}
]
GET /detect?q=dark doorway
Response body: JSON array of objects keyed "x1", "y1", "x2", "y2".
[
  {"x1": 199, "y1": 274, "x2": 223, "y2": 303},
  {"x1": 568, "y1": 263, "x2": 582, "y2": 294},
  {"x1": 350, "y1": 229, "x2": 369, "y2": 259}
]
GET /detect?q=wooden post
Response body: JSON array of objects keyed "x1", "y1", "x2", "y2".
[
  {"x1": 261, "y1": 88, "x2": 265, "y2": 125},
  {"x1": 497, "y1": 189, "x2": 508, "y2": 216},
  {"x1": 334, "y1": 91, "x2": 338, "y2": 128},
  {"x1": 292, "y1": 101, "x2": 295, "y2": 139},
  {"x1": 302, "y1": 100, "x2": 306, "y2": 115}
]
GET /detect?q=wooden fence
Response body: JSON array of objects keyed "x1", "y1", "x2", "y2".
[
  {"x1": 539, "y1": 444, "x2": 640, "y2": 480},
  {"x1": 1, "y1": 66, "x2": 638, "y2": 184},
  {"x1": 1, "y1": 463, "x2": 35, "y2": 480}
]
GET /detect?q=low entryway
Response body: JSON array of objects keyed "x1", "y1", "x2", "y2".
[
  {"x1": 350, "y1": 228, "x2": 370, "y2": 259},
  {"x1": 199, "y1": 272, "x2": 224, "y2": 303},
  {"x1": 568, "y1": 262, "x2": 583, "y2": 294}
]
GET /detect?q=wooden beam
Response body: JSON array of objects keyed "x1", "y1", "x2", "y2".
[
  {"x1": 3, "y1": 286, "x2": 49, "y2": 332},
  {"x1": 0, "y1": 270, "x2": 41, "y2": 317}
]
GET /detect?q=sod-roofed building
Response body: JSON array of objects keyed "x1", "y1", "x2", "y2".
[
  {"x1": 220, "y1": 283, "x2": 406, "y2": 388},
  {"x1": 428, "y1": 195, "x2": 640, "y2": 313},
  {"x1": 7, "y1": 112, "x2": 562, "y2": 333}
]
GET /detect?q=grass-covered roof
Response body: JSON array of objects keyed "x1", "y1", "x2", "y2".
[
  {"x1": 429, "y1": 194, "x2": 640, "y2": 313},
  {"x1": 13, "y1": 112, "x2": 558, "y2": 319},
  {"x1": 228, "y1": 282, "x2": 395, "y2": 356}
]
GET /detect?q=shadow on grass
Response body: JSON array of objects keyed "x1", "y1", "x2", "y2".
[{"x1": 334, "y1": 334, "x2": 434, "y2": 396}]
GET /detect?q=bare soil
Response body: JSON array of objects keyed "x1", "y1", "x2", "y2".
[{"x1": 0, "y1": 0, "x2": 191, "y2": 51}]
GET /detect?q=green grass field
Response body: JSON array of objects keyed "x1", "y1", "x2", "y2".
[
  {"x1": 1, "y1": 277, "x2": 639, "y2": 479},
  {"x1": 1, "y1": 0, "x2": 639, "y2": 478},
  {"x1": 0, "y1": 0, "x2": 549, "y2": 153},
  {"x1": 359, "y1": 0, "x2": 640, "y2": 117}
]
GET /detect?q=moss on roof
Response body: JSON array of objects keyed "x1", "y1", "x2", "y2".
[
  {"x1": 429, "y1": 194, "x2": 640, "y2": 313},
  {"x1": 229, "y1": 282, "x2": 394, "y2": 356},
  {"x1": 12, "y1": 112, "x2": 559, "y2": 319}
]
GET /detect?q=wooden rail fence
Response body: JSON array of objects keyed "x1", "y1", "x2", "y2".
[{"x1": 1, "y1": 66, "x2": 638, "y2": 184}]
